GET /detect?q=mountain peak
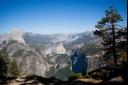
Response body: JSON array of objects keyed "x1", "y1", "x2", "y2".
[
  {"x1": 9, "y1": 28, "x2": 26, "y2": 45},
  {"x1": 54, "y1": 42, "x2": 66, "y2": 54}
]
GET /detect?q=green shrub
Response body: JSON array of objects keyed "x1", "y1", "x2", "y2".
[
  {"x1": 26, "y1": 74, "x2": 37, "y2": 80},
  {"x1": 9, "y1": 59, "x2": 20, "y2": 77},
  {"x1": 0, "y1": 53, "x2": 9, "y2": 80},
  {"x1": 69, "y1": 73, "x2": 83, "y2": 80}
]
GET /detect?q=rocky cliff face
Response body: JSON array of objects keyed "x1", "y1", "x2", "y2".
[
  {"x1": 0, "y1": 29, "x2": 102, "y2": 80},
  {"x1": 9, "y1": 29, "x2": 26, "y2": 45},
  {"x1": 54, "y1": 42, "x2": 66, "y2": 54},
  {"x1": 6, "y1": 41, "x2": 50, "y2": 76}
]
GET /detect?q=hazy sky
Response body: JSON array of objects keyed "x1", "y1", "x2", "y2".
[{"x1": 0, "y1": 0, "x2": 127, "y2": 34}]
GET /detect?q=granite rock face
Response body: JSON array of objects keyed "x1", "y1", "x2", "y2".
[
  {"x1": 9, "y1": 29, "x2": 26, "y2": 45},
  {"x1": 6, "y1": 42, "x2": 50, "y2": 76},
  {"x1": 0, "y1": 29, "x2": 102, "y2": 80}
]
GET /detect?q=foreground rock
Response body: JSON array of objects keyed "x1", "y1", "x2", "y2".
[{"x1": 1, "y1": 76, "x2": 127, "y2": 85}]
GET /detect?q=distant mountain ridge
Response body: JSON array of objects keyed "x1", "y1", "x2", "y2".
[{"x1": 0, "y1": 29, "x2": 102, "y2": 80}]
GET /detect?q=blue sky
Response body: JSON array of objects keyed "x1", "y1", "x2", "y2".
[{"x1": 0, "y1": 0, "x2": 127, "y2": 34}]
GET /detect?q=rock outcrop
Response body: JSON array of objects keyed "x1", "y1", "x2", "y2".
[{"x1": 9, "y1": 29, "x2": 26, "y2": 45}]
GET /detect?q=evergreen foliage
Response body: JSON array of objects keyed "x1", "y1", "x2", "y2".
[
  {"x1": 9, "y1": 59, "x2": 20, "y2": 77},
  {"x1": 0, "y1": 49, "x2": 9, "y2": 80},
  {"x1": 94, "y1": 7, "x2": 127, "y2": 64}
]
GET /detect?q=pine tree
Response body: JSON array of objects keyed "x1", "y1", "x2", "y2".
[
  {"x1": 0, "y1": 50, "x2": 9, "y2": 80},
  {"x1": 9, "y1": 59, "x2": 20, "y2": 77},
  {"x1": 94, "y1": 7, "x2": 124, "y2": 65}
]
